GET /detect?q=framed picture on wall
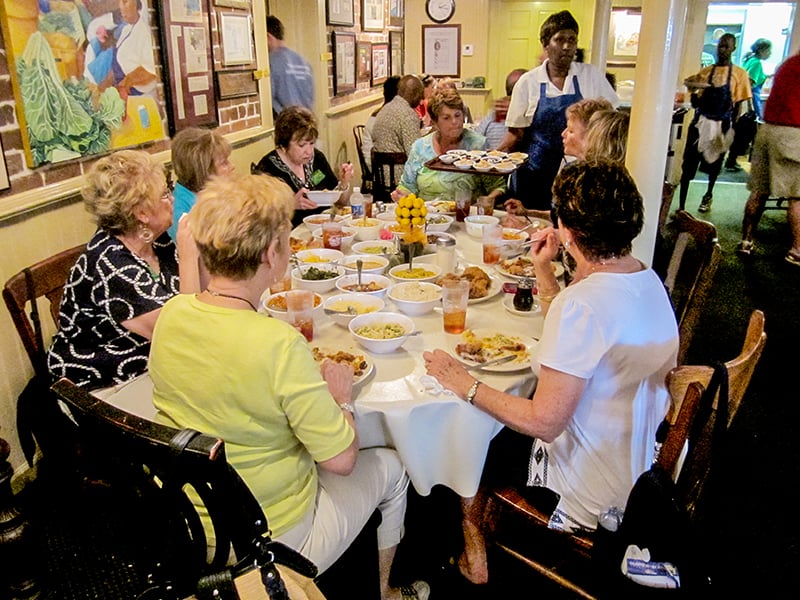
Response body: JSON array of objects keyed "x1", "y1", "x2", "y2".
[
  {"x1": 219, "y1": 12, "x2": 255, "y2": 66},
  {"x1": 357, "y1": 42, "x2": 372, "y2": 84},
  {"x1": 326, "y1": 0, "x2": 355, "y2": 27},
  {"x1": 332, "y1": 31, "x2": 357, "y2": 95},
  {"x1": 371, "y1": 42, "x2": 389, "y2": 86},
  {"x1": 0, "y1": 0, "x2": 170, "y2": 167},
  {"x1": 389, "y1": 31, "x2": 403, "y2": 77},
  {"x1": 389, "y1": 0, "x2": 404, "y2": 28},
  {"x1": 214, "y1": 0, "x2": 250, "y2": 8},
  {"x1": 422, "y1": 24, "x2": 461, "y2": 77},
  {"x1": 608, "y1": 7, "x2": 641, "y2": 66},
  {"x1": 362, "y1": 0, "x2": 385, "y2": 31},
  {"x1": 158, "y1": 0, "x2": 220, "y2": 136}
]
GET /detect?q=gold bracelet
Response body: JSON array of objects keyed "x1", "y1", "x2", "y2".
[{"x1": 538, "y1": 289, "x2": 560, "y2": 303}]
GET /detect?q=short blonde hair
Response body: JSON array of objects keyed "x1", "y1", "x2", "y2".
[
  {"x1": 171, "y1": 127, "x2": 232, "y2": 192},
  {"x1": 584, "y1": 110, "x2": 630, "y2": 163},
  {"x1": 190, "y1": 173, "x2": 294, "y2": 280},
  {"x1": 82, "y1": 150, "x2": 167, "y2": 235},
  {"x1": 428, "y1": 88, "x2": 466, "y2": 121},
  {"x1": 565, "y1": 98, "x2": 614, "y2": 128}
]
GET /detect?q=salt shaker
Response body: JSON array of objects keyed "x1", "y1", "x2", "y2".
[{"x1": 436, "y1": 236, "x2": 457, "y2": 275}]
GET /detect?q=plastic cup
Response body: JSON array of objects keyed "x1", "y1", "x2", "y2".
[
  {"x1": 322, "y1": 220, "x2": 343, "y2": 250},
  {"x1": 270, "y1": 266, "x2": 293, "y2": 293},
  {"x1": 455, "y1": 189, "x2": 471, "y2": 222},
  {"x1": 286, "y1": 289, "x2": 314, "y2": 341},
  {"x1": 363, "y1": 194, "x2": 374, "y2": 218},
  {"x1": 441, "y1": 279, "x2": 470, "y2": 334},
  {"x1": 477, "y1": 195, "x2": 494, "y2": 216},
  {"x1": 482, "y1": 223, "x2": 502, "y2": 265}
]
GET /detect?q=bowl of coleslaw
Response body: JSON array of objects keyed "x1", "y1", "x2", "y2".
[{"x1": 348, "y1": 312, "x2": 415, "y2": 354}]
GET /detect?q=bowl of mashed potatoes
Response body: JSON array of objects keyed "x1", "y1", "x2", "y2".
[{"x1": 388, "y1": 282, "x2": 442, "y2": 316}]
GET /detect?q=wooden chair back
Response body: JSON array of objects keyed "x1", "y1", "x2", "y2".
[
  {"x1": 50, "y1": 377, "x2": 319, "y2": 600},
  {"x1": 371, "y1": 151, "x2": 406, "y2": 204},
  {"x1": 659, "y1": 210, "x2": 721, "y2": 364},
  {"x1": 353, "y1": 125, "x2": 372, "y2": 194},
  {"x1": 667, "y1": 308, "x2": 766, "y2": 429},
  {"x1": 487, "y1": 380, "x2": 708, "y2": 598},
  {"x1": 3, "y1": 245, "x2": 83, "y2": 374}
]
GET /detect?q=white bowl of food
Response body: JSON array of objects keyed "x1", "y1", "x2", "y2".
[
  {"x1": 454, "y1": 159, "x2": 474, "y2": 170},
  {"x1": 324, "y1": 293, "x2": 385, "y2": 327},
  {"x1": 291, "y1": 264, "x2": 345, "y2": 293},
  {"x1": 375, "y1": 211, "x2": 397, "y2": 224},
  {"x1": 311, "y1": 226, "x2": 358, "y2": 252},
  {"x1": 494, "y1": 161, "x2": 516, "y2": 173},
  {"x1": 439, "y1": 153, "x2": 459, "y2": 164},
  {"x1": 261, "y1": 290, "x2": 324, "y2": 321},
  {"x1": 340, "y1": 254, "x2": 390, "y2": 275},
  {"x1": 464, "y1": 215, "x2": 500, "y2": 238},
  {"x1": 294, "y1": 248, "x2": 344, "y2": 265},
  {"x1": 425, "y1": 213, "x2": 454, "y2": 232},
  {"x1": 388, "y1": 281, "x2": 442, "y2": 316},
  {"x1": 302, "y1": 213, "x2": 344, "y2": 228},
  {"x1": 349, "y1": 312, "x2": 415, "y2": 354},
  {"x1": 344, "y1": 217, "x2": 382, "y2": 241},
  {"x1": 388, "y1": 263, "x2": 442, "y2": 283},
  {"x1": 473, "y1": 160, "x2": 494, "y2": 173},
  {"x1": 306, "y1": 190, "x2": 341, "y2": 207},
  {"x1": 351, "y1": 240, "x2": 396, "y2": 255},
  {"x1": 336, "y1": 273, "x2": 392, "y2": 297},
  {"x1": 501, "y1": 228, "x2": 530, "y2": 244}
]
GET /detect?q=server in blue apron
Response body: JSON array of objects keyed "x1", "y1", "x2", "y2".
[
  {"x1": 500, "y1": 11, "x2": 618, "y2": 212},
  {"x1": 679, "y1": 33, "x2": 751, "y2": 213}
]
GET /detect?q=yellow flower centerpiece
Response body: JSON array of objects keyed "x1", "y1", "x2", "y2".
[{"x1": 394, "y1": 193, "x2": 428, "y2": 262}]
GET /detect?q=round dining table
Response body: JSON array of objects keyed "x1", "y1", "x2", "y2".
[{"x1": 102, "y1": 209, "x2": 552, "y2": 498}]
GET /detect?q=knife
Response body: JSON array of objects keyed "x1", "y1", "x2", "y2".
[{"x1": 463, "y1": 354, "x2": 517, "y2": 370}]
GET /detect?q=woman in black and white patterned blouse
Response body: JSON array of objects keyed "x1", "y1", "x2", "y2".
[{"x1": 48, "y1": 150, "x2": 193, "y2": 390}]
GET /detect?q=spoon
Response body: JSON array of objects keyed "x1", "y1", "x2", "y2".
[{"x1": 356, "y1": 258, "x2": 364, "y2": 292}]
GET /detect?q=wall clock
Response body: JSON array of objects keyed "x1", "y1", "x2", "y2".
[{"x1": 426, "y1": 0, "x2": 455, "y2": 24}]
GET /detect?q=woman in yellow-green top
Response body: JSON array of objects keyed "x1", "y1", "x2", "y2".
[{"x1": 149, "y1": 173, "x2": 429, "y2": 600}]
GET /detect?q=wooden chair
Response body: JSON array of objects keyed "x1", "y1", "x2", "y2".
[
  {"x1": 371, "y1": 151, "x2": 407, "y2": 204},
  {"x1": 353, "y1": 125, "x2": 372, "y2": 194},
  {"x1": 3, "y1": 245, "x2": 84, "y2": 464},
  {"x1": 50, "y1": 377, "x2": 320, "y2": 600},
  {"x1": 657, "y1": 210, "x2": 722, "y2": 364},
  {"x1": 3, "y1": 245, "x2": 83, "y2": 374},
  {"x1": 487, "y1": 381, "x2": 707, "y2": 599}
]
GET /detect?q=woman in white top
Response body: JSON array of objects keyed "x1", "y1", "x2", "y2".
[{"x1": 424, "y1": 159, "x2": 679, "y2": 584}]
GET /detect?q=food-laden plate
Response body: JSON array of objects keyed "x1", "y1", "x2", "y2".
[
  {"x1": 438, "y1": 266, "x2": 499, "y2": 303},
  {"x1": 427, "y1": 200, "x2": 456, "y2": 215},
  {"x1": 311, "y1": 347, "x2": 374, "y2": 385},
  {"x1": 502, "y1": 294, "x2": 541, "y2": 317},
  {"x1": 453, "y1": 329, "x2": 537, "y2": 372},
  {"x1": 496, "y1": 257, "x2": 564, "y2": 280}
]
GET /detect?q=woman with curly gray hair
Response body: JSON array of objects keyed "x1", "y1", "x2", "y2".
[
  {"x1": 424, "y1": 160, "x2": 677, "y2": 585},
  {"x1": 48, "y1": 150, "x2": 191, "y2": 390}
]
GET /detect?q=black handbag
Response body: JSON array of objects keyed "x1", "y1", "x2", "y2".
[{"x1": 730, "y1": 108, "x2": 758, "y2": 156}]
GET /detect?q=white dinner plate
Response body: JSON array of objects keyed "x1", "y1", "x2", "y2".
[
  {"x1": 495, "y1": 258, "x2": 564, "y2": 280},
  {"x1": 502, "y1": 294, "x2": 541, "y2": 317},
  {"x1": 468, "y1": 273, "x2": 503, "y2": 304},
  {"x1": 453, "y1": 328, "x2": 537, "y2": 372},
  {"x1": 311, "y1": 347, "x2": 374, "y2": 385}
]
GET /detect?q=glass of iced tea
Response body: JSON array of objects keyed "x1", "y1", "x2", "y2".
[
  {"x1": 482, "y1": 223, "x2": 502, "y2": 265},
  {"x1": 270, "y1": 266, "x2": 293, "y2": 293},
  {"x1": 286, "y1": 289, "x2": 314, "y2": 342},
  {"x1": 441, "y1": 279, "x2": 470, "y2": 334},
  {"x1": 322, "y1": 220, "x2": 342, "y2": 250},
  {"x1": 477, "y1": 195, "x2": 494, "y2": 216},
  {"x1": 455, "y1": 188, "x2": 471, "y2": 222}
]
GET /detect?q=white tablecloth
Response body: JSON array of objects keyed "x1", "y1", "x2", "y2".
[{"x1": 104, "y1": 218, "x2": 546, "y2": 498}]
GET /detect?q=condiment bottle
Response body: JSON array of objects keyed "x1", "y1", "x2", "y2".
[
  {"x1": 513, "y1": 277, "x2": 534, "y2": 312},
  {"x1": 436, "y1": 236, "x2": 457, "y2": 275}
]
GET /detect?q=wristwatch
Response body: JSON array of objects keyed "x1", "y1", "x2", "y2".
[
  {"x1": 465, "y1": 380, "x2": 480, "y2": 405},
  {"x1": 339, "y1": 402, "x2": 355, "y2": 414}
]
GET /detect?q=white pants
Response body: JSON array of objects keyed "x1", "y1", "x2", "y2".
[{"x1": 275, "y1": 447, "x2": 409, "y2": 573}]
